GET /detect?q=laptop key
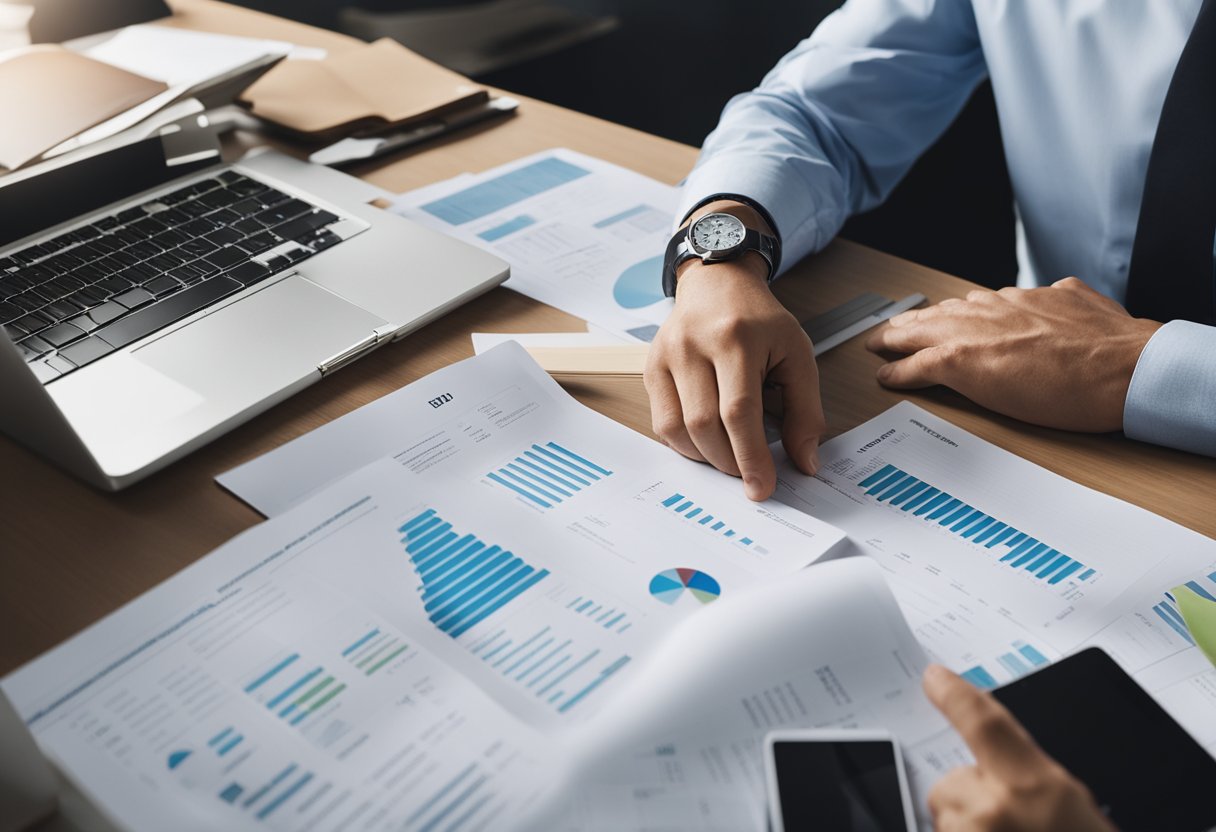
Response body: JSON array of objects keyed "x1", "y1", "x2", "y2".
[
  {"x1": 96, "y1": 275, "x2": 134, "y2": 296},
  {"x1": 58, "y1": 336, "x2": 116, "y2": 368},
  {"x1": 44, "y1": 299, "x2": 85, "y2": 320},
  {"x1": 70, "y1": 286, "x2": 108, "y2": 307},
  {"x1": 0, "y1": 301, "x2": 21, "y2": 322},
  {"x1": 226, "y1": 261, "x2": 271, "y2": 287},
  {"x1": 206, "y1": 227, "x2": 243, "y2": 246},
  {"x1": 255, "y1": 199, "x2": 310, "y2": 226},
  {"x1": 180, "y1": 237, "x2": 219, "y2": 257},
  {"x1": 16, "y1": 334, "x2": 52, "y2": 360},
  {"x1": 4, "y1": 322, "x2": 27, "y2": 340},
  {"x1": 86, "y1": 301, "x2": 127, "y2": 325},
  {"x1": 144, "y1": 275, "x2": 182, "y2": 297},
  {"x1": 96, "y1": 277, "x2": 241, "y2": 349},
  {"x1": 206, "y1": 246, "x2": 246, "y2": 270},
  {"x1": 66, "y1": 314, "x2": 99, "y2": 334},
  {"x1": 41, "y1": 322, "x2": 86, "y2": 347},
  {"x1": 113, "y1": 288, "x2": 155, "y2": 310},
  {"x1": 14, "y1": 312, "x2": 50, "y2": 333}
]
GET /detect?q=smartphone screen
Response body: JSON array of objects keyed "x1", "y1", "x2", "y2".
[{"x1": 772, "y1": 740, "x2": 909, "y2": 832}]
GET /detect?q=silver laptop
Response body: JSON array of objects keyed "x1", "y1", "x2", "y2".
[{"x1": 0, "y1": 132, "x2": 507, "y2": 490}]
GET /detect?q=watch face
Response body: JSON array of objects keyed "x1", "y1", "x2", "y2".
[{"x1": 692, "y1": 213, "x2": 746, "y2": 252}]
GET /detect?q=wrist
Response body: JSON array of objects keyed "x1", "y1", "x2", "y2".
[{"x1": 675, "y1": 251, "x2": 771, "y2": 292}]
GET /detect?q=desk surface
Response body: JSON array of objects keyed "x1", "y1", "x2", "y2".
[{"x1": 2, "y1": 0, "x2": 1213, "y2": 677}]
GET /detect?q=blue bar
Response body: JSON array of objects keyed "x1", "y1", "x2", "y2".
[
  {"x1": 1159, "y1": 600, "x2": 1188, "y2": 629},
  {"x1": 256, "y1": 772, "x2": 313, "y2": 820},
  {"x1": 566, "y1": 597, "x2": 581, "y2": 608},
  {"x1": 604, "y1": 613, "x2": 625, "y2": 629},
  {"x1": 478, "y1": 214, "x2": 535, "y2": 241},
  {"x1": 498, "y1": 467, "x2": 562, "y2": 504},
  {"x1": 698, "y1": 515, "x2": 714, "y2": 525},
  {"x1": 939, "y1": 504, "x2": 974, "y2": 526},
  {"x1": 488, "y1": 472, "x2": 551, "y2": 508},
  {"x1": 1017, "y1": 643, "x2": 1049, "y2": 666},
  {"x1": 998, "y1": 652, "x2": 1030, "y2": 676},
  {"x1": 874, "y1": 474, "x2": 912, "y2": 501},
  {"x1": 711, "y1": 521, "x2": 725, "y2": 530},
  {"x1": 418, "y1": 535, "x2": 478, "y2": 575},
  {"x1": 399, "y1": 509, "x2": 436, "y2": 533},
  {"x1": 741, "y1": 537, "x2": 753, "y2": 545},
  {"x1": 414, "y1": 531, "x2": 458, "y2": 564},
  {"x1": 557, "y1": 655, "x2": 632, "y2": 713},
  {"x1": 534, "y1": 444, "x2": 599, "y2": 481},
  {"x1": 525, "y1": 450, "x2": 590, "y2": 486},
  {"x1": 547, "y1": 442, "x2": 613, "y2": 476},
  {"x1": 494, "y1": 627, "x2": 548, "y2": 668},
  {"x1": 926, "y1": 497, "x2": 962, "y2": 520},
  {"x1": 685, "y1": 507, "x2": 702, "y2": 519},
  {"x1": 1078, "y1": 568, "x2": 1096, "y2": 581},
  {"x1": 890, "y1": 481, "x2": 931, "y2": 507},
  {"x1": 1209, "y1": 572, "x2": 1216, "y2": 584},
  {"x1": 442, "y1": 562, "x2": 534, "y2": 633},
  {"x1": 858, "y1": 464, "x2": 898, "y2": 488},
  {"x1": 506, "y1": 635, "x2": 554, "y2": 674},
  {"x1": 421, "y1": 157, "x2": 590, "y2": 224},
  {"x1": 866, "y1": 469, "x2": 907, "y2": 496},
  {"x1": 951, "y1": 509, "x2": 986, "y2": 532},
  {"x1": 577, "y1": 600, "x2": 593, "y2": 612},
  {"x1": 1013, "y1": 543, "x2": 1049, "y2": 568},
  {"x1": 407, "y1": 522, "x2": 453, "y2": 553},
  {"x1": 471, "y1": 629, "x2": 505, "y2": 655},
  {"x1": 1003, "y1": 531, "x2": 1028, "y2": 548},
  {"x1": 537, "y1": 648, "x2": 600, "y2": 696},
  {"x1": 431, "y1": 555, "x2": 520, "y2": 625},
  {"x1": 1185, "y1": 580, "x2": 1216, "y2": 602},
  {"x1": 593, "y1": 203, "x2": 649, "y2": 228},
  {"x1": 1154, "y1": 605, "x2": 1195, "y2": 643},
  {"x1": 220, "y1": 783, "x2": 243, "y2": 804},
  {"x1": 971, "y1": 521, "x2": 1005, "y2": 544},
  {"x1": 450, "y1": 569, "x2": 550, "y2": 637},
  {"x1": 1048, "y1": 561, "x2": 1084, "y2": 584},
  {"x1": 424, "y1": 542, "x2": 489, "y2": 592},
  {"x1": 675, "y1": 501, "x2": 693, "y2": 512},
  {"x1": 1001, "y1": 537, "x2": 1038, "y2": 563},
  {"x1": 245, "y1": 654, "x2": 298, "y2": 693},
  {"x1": 1026, "y1": 548, "x2": 1061, "y2": 572},
  {"x1": 984, "y1": 526, "x2": 1018, "y2": 547},
  {"x1": 482, "y1": 640, "x2": 511, "y2": 661},
  {"x1": 508, "y1": 463, "x2": 573, "y2": 497},
  {"x1": 914, "y1": 492, "x2": 952, "y2": 516},
  {"x1": 961, "y1": 666, "x2": 998, "y2": 689},
  {"x1": 519, "y1": 640, "x2": 571, "y2": 683},
  {"x1": 662, "y1": 494, "x2": 684, "y2": 507},
  {"x1": 901, "y1": 487, "x2": 939, "y2": 512},
  {"x1": 1036, "y1": 554, "x2": 1072, "y2": 579},
  {"x1": 424, "y1": 548, "x2": 508, "y2": 612},
  {"x1": 218, "y1": 734, "x2": 243, "y2": 756},
  {"x1": 517, "y1": 457, "x2": 580, "y2": 491},
  {"x1": 403, "y1": 516, "x2": 442, "y2": 542},
  {"x1": 243, "y1": 764, "x2": 296, "y2": 809},
  {"x1": 961, "y1": 517, "x2": 997, "y2": 539},
  {"x1": 267, "y1": 668, "x2": 321, "y2": 709},
  {"x1": 724, "y1": 530, "x2": 735, "y2": 538},
  {"x1": 208, "y1": 727, "x2": 232, "y2": 747},
  {"x1": 342, "y1": 629, "x2": 379, "y2": 657}
]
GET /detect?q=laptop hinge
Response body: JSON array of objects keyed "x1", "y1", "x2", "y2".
[{"x1": 318, "y1": 332, "x2": 379, "y2": 376}]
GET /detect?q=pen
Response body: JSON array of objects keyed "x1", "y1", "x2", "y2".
[{"x1": 309, "y1": 96, "x2": 520, "y2": 167}]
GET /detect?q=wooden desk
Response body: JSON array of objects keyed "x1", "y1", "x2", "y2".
[{"x1": 2, "y1": 0, "x2": 1213, "y2": 678}]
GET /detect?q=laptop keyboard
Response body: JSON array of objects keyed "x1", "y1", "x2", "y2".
[{"x1": 0, "y1": 171, "x2": 351, "y2": 384}]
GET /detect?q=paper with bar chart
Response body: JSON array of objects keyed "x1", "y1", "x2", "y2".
[
  {"x1": 390, "y1": 149, "x2": 679, "y2": 342},
  {"x1": 772, "y1": 401, "x2": 1216, "y2": 756},
  {"x1": 3, "y1": 343, "x2": 844, "y2": 832}
]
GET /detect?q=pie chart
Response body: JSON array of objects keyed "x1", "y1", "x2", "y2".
[{"x1": 649, "y1": 568, "x2": 721, "y2": 605}]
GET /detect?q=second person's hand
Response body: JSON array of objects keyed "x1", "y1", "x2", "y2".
[{"x1": 644, "y1": 208, "x2": 825, "y2": 501}]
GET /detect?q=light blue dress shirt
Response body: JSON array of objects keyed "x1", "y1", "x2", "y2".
[{"x1": 678, "y1": 0, "x2": 1216, "y2": 458}]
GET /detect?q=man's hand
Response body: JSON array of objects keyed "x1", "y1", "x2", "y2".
[
  {"x1": 924, "y1": 664, "x2": 1115, "y2": 832},
  {"x1": 645, "y1": 202, "x2": 825, "y2": 501},
  {"x1": 866, "y1": 277, "x2": 1162, "y2": 432}
]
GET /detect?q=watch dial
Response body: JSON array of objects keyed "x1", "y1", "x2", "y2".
[{"x1": 692, "y1": 214, "x2": 745, "y2": 251}]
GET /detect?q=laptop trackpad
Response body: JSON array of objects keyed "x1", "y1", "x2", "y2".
[{"x1": 133, "y1": 275, "x2": 386, "y2": 400}]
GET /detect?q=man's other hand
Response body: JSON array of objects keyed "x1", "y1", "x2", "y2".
[
  {"x1": 645, "y1": 203, "x2": 825, "y2": 501},
  {"x1": 924, "y1": 664, "x2": 1115, "y2": 832},
  {"x1": 866, "y1": 277, "x2": 1162, "y2": 432}
]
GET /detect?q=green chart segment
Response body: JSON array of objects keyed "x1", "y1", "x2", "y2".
[{"x1": 649, "y1": 568, "x2": 721, "y2": 605}]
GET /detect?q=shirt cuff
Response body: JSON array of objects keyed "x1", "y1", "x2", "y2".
[{"x1": 1123, "y1": 320, "x2": 1216, "y2": 457}]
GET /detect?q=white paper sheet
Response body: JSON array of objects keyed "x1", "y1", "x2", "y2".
[
  {"x1": 470, "y1": 330, "x2": 628, "y2": 355},
  {"x1": 4, "y1": 344, "x2": 848, "y2": 830},
  {"x1": 390, "y1": 149, "x2": 678, "y2": 342},
  {"x1": 770, "y1": 401, "x2": 1216, "y2": 757},
  {"x1": 81, "y1": 25, "x2": 292, "y2": 88}
]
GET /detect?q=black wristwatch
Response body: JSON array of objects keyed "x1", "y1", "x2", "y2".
[{"x1": 662, "y1": 211, "x2": 781, "y2": 298}]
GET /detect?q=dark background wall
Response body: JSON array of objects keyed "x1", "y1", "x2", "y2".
[{"x1": 236, "y1": 0, "x2": 1017, "y2": 287}]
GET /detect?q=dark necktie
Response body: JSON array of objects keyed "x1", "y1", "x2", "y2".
[{"x1": 1123, "y1": 0, "x2": 1216, "y2": 325}]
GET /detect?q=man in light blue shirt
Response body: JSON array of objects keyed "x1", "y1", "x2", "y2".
[{"x1": 646, "y1": 0, "x2": 1216, "y2": 502}]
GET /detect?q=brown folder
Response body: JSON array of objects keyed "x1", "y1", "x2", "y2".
[
  {"x1": 237, "y1": 38, "x2": 488, "y2": 141},
  {"x1": 0, "y1": 46, "x2": 167, "y2": 171}
]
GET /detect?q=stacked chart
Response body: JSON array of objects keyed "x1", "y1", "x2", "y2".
[
  {"x1": 400, "y1": 509, "x2": 549, "y2": 638},
  {"x1": 243, "y1": 652, "x2": 346, "y2": 728},
  {"x1": 649, "y1": 568, "x2": 721, "y2": 605},
  {"x1": 486, "y1": 441, "x2": 614, "y2": 509},
  {"x1": 856, "y1": 464, "x2": 1097, "y2": 586}
]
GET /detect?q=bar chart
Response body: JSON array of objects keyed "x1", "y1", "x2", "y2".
[
  {"x1": 341, "y1": 627, "x2": 410, "y2": 676},
  {"x1": 856, "y1": 464, "x2": 1097, "y2": 587},
  {"x1": 485, "y1": 441, "x2": 614, "y2": 510},
  {"x1": 658, "y1": 492, "x2": 765, "y2": 552},
  {"x1": 243, "y1": 652, "x2": 347, "y2": 728},
  {"x1": 1153, "y1": 576, "x2": 1216, "y2": 646},
  {"x1": 400, "y1": 508, "x2": 550, "y2": 639},
  {"x1": 961, "y1": 640, "x2": 1050, "y2": 689},
  {"x1": 565, "y1": 594, "x2": 632, "y2": 633}
]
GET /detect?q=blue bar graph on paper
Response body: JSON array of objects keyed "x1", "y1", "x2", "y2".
[
  {"x1": 658, "y1": 492, "x2": 762, "y2": 550},
  {"x1": 961, "y1": 665, "x2": 998, "y2": 689},
  {"x1": 593, "y1": 203, "x2": 650, "y2": 228},
  {"x1": 244, "y1": 653, "x2": 298, "y2": 693},
  {"x1": 421, "y1": 157, "x2": 590, "y2": 225},
  {"x1": 487, "y1": 441, "x2": 613, "y2": 509},
  {"x1": 1154, "y1": 600, "x2": 1195, "y2": 644},
  {"x1": 478, "y1": 214, "x2": 536, "y2": 241},
  {"x1": 855, "y1": 464, "x2": 1097, "y2": 586},
  {"x1": 400, "y1": 509, "x2": 549, "y2": 638},
  {"x1": 342, "y1": 629, "x2": 379, "y2": 657}
]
